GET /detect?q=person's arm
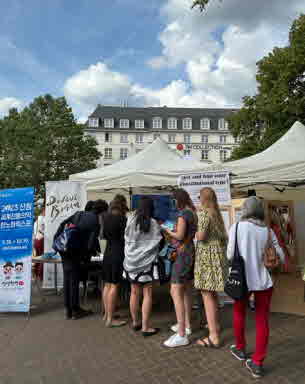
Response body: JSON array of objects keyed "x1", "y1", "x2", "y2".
[
  {"x1": 195, "y1": 210, "x2": 209, "y2": 241},
  {"x1": 270, "y1": 229, "x2": 285, "y2": 263},
  {"x1": 164, "y1": 216, "x2": 186, "y2": 241},
  {"x1": 227, "y1": 223, "x2": 237, "y2": 261}
]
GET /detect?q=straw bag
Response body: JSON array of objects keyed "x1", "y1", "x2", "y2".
[{"x1": 263, "y1": 229, "x2": 280, "y2": 270}]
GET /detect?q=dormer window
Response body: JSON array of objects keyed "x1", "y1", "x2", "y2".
[
  {"x1": 168, "y1": 117, "x2": 177, "y2": 130},
  {"x1": 104, "y1": 118, "x2": 114, "y2": 128},
  {"x1": 88, "y1": 118, "x2": 99, "y2": 128},
  {"x1": 182, "y1": 118, "x2": 192, "y2": 130},
  {"x1": 135, "y1": 119, "x2": 145, "y2": 129},
  {"x1": 218, "y1": 118, "x2": 228, "y2": 130},
  {"x1": 200, "y1": 118, "x2": 210, "y2": 130},
  {"x1": 152, "y1": 117, "x2": 162, "y2": 129},
  {"x1": 120, "y1": 119, "x2": 129, "y2": 129}
]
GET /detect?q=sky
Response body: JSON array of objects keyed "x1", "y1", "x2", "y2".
[{"x1": 0, "y1": 0, "x2": 304, "y2": 121}]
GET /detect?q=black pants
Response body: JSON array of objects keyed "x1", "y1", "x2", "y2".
[{"x1": 62, "y1": 259, "x2": 81, "y2": 312}]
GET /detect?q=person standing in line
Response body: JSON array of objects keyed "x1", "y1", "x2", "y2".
[
  {"x1": 33, "y1": 206, "x2": 45, "y2": 280},
  {"x1": 111, "y1": 194, "x2": 129, "y2": 216},
  {"x1": 163, "y1": 189, "x2": 197, "y2": 348},
  {"x1": 102, "y1": 201, "x2": 127, "y2": 327},
  {"x1": 124, "y1": 196, "x2": 162, "y2": 337},
  {"x1": 227, "y1": 197, "x2": 284, "y2": 379},
  {"x1": 194, "y1": 187, "x2": 228, "y2": 348}
]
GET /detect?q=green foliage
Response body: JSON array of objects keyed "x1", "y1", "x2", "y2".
[
  {"x1": 192, "y1": 0, "x2": 210, "y2": 12},
  {"x1": 229, "y1": 14, "x2": 305, "y2": 160},
  {"x1": 0, "y1": 95, "x2": 100, "y2": 196}
]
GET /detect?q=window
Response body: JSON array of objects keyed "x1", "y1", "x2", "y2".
[
  {"x1": 220, "y1": 149, "x2": 228, "y2": 162},
  {"x1": 88, "y1": 118, "x2": 99, "y2": 128},
  {"x1": 220, "y1": 135, "x2": 227, "y2": 144},
  {"x1": 184, "y1": 134, "x2": 191, "y2": 144},
  {"x1": 184, "y1": 149, "x2": 191, "y2": 156},
  {"x1": 104, "y1": 148, "x2": 112, "y2": 159},
  {"x1": 201, "y1": 150, "x2": 209, "y2": 160},
  {"x1": 218, "y1": 118, "x2": 228, "y2": 130},
  {"x1": 136, "y1": 133, "x2": 144, "y2": 143},
  {"x1": 135, "y1": 119, "x2": 145, "y2": 129},
  {"x1": 168, "y1": 117, "x2": 177, "y2": 130},
  {"x1": 120, "y1": 148, "x2": 128, "y2": 160},
  {"x1": 104, "y1": 118, "x2": 114, "y2": 128},
  {"x1": 105, "y1": 133, "x2": 112, "y2": 143},
  {"x1": 152, "y1": 117, "x2": 162, "y2": 130},
  {"x1": 120, "y1": 133, "x2": 128, "y2": 143},
  {"x1": 168, "y1": 133, "x2": 176, "y2": 143},
  {"x1": 120, "y1": 119, "x2": 129, "y2": 129},
  {"x1": 202, "y1": 135, "x2": 209, "y2": 143},
  {"x1": 200, "y1": 118, "x2": 210, "y2": 130},
  {"x1": 153, "y1": 133, "x2": 160, "y2": 141},
  {"x1": 182, "y1": 118, "x2": 192, "y2": 130}
]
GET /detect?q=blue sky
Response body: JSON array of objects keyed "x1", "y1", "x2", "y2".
[{"x1": 0, "y1": 0, "x2": 304, "y2": 119}]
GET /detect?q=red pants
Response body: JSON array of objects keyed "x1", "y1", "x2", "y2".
[{"x1": 233, "y1": 288, "x2": 273, "y2": 366}]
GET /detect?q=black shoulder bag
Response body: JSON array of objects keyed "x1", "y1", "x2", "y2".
[{"x1": 224, "y1": 223, "x2": 248, "y2": 301}]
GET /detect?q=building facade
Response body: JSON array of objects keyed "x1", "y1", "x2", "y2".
[{"x1": 85, "y1": 105, "x2": 239, "y2": 166}]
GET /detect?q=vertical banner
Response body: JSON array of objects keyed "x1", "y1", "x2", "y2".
[
  {"x1": 0, "y1": 187, "x2": 34, "y2": 312},
  {"x1": 43, "y1": 181, "x2": 86, "y2": 288}
]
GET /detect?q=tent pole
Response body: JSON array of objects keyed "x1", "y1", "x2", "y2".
[{"x1": 129, "y1": 187, "x2": 132, "y2": 210}]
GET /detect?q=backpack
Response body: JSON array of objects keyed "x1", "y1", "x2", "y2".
[
  {"x1": 53, "y1": 212, "x2": 84, "y2": 254},
  {"x1": 263, "y1": 229, "x2": 280, "y2": 270}
]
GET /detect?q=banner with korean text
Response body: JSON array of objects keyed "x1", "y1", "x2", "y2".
[
  {"x1": 178, "y1": 171, "x2": 231, "y2": 206},
  {"x1": 43, "y1": 181, "x2": 86, "y2": 289},
  {"x1": 0, "y1": 187, "x2": 34, "y2": 312}
]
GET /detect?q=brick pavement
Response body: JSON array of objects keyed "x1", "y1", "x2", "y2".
[{"x1": 0, "y1": 286, "x2": 305, "y2": 384}]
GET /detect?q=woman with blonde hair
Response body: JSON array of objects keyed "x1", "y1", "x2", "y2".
[{"x1": 194, "y1": 187, "x2": 228, "y2": 348}]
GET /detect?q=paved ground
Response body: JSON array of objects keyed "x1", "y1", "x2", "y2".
[{"x1": 0, "y1": 285, "x2": 305, "y2": 384}]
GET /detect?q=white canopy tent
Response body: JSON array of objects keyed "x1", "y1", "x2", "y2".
[{"x1": 70, "y1": 137, "x2": 207, "y2": 191}]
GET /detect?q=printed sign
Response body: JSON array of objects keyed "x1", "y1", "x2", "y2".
[
  {"x1": 43, "y1": 181, "x2": 86, "y2": 288},
  {"x1": 178, "y1": 172, "x2": 231, "y2": 206},
  {"x1": 0, "y1": 187, "x2": 34, "y2": 312}
]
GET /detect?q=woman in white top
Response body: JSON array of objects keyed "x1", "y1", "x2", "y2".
[{"x1": 227, "y1": 197, "x2": 284, "y2": 379}]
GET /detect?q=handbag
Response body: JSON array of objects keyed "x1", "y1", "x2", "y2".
[
  {"x1": 263, "y1": 229, "x2": 280, "y2": 270},
  {"x1": 224, "y1": 223, "x2": 248, "y2": 301}
]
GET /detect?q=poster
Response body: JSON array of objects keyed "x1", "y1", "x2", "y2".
[
  {"x1": 0, "y1": 187, "x2": 34, "y2": 312},
  {"x1": 43, "y1": 181, "x2": 86, "y2": 289},
  {"x1": 131, "y1": 195, "x2": 178, "y2": 223},
  {"x1": 178, "y1": 172, "x2": 231, "y2": 206}
]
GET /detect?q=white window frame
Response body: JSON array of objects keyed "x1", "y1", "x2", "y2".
[
  {"x1": 135, "y1": 119, "x2": 145, "y2": 129},
  {"x1": 88, "y1": 118, "x2": 99, "y2": 128},
  {"x1": 202, "y1": 134, "x2": 209, "y2": 144},
  {"x1": 120, "y1": 148, "x2": 128, "y2": 160},
  {"x1": 220, "y1": 149, "x2": 228, "y2": 162},
  {"x1": 200, "y1": 118, "x2": 210, "y2": 130},
  {"x1": 220, "y1": 135, "x2": 227, "y2": 144},
  {"x1": 201, "y1": 150, "x2": 209, "y2": 161},
  {"x1": 167, "y1": 117, "x2": 177, "y2": 130},
  {"x1": 104, "y1": 148, "x2": 112, "y2": 160},
  {"x1": 120, "y1": 119, "x2": 129, "y2": 129},
  {"x1": 120, "y1": 133, "x2": 128, "y2": 144},
  {"x1": 104, "y1": 118, "x2": 114, "y2": 128},
  {"x1": 182, "y1": 118, "x2": 192, "y2": 130},
  {"x1": 168, "y1": 133, "x2": 176, "y2": 143},
  {"x1": 184, "y1": 133, "x2": 191, "y2": 144},
  {"x1": 105, "y1": 132, "x2": 112, "y2": 143},
  {"x1": 152, "y1": 117, "x2": 162, "y2": 130},
  {"x1": 218, "y1": 118, "x2": 228, "y2": 130},
  {"x1": 136, "y1": 133, "x2": 144, "y2": 144}
]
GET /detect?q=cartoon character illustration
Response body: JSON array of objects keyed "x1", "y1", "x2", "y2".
[
  {"x1": 15, "y1": 262, "x2": 24, "y2": 279},
  {"x1": 3, "y1": 262, "x2": 14, "y2": 280}
]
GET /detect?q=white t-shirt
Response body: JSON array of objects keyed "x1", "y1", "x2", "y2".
[
  {"x1": 34, "y1": 215, "x2": 45, "y2": 240},
  {"x1": 227, "y1": 221, "x2": 284, "y2": 291}
]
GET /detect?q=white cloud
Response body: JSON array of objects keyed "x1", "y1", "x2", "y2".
[{"x1": 0, "y1": 97, "x2": 24, "y2": 117}]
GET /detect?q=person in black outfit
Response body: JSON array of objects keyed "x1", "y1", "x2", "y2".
[
  {"x1": 55, "y1": 199, "x2": 108, "y2": 320},
  {"x1": 102, "y1": 201, "x2": 127, "y2": 327}
]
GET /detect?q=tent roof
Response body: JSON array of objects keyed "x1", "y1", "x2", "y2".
[{"x1": 70, "y1": 138, "x2": 206, "y2": 191}]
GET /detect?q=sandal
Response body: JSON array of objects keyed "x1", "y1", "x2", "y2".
[
  {"x1": 196, "y1": 337, "x2": 221, "y2": 348},
  {"x1": 132, "y1": 323, "x2": 142, "y2": 332},
  {"x1": 142, "y1": 328, "x2": 160, "y2": 337},
  {"x1": 105, "y1": 320, "x2": 127, "y2": 328}
]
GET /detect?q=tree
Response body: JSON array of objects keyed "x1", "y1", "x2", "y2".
[
  {"x1": 0, "y1": 95, "x2": 100, "y2": 196},
  {"x1": 229, "y1": 14, "x2": 305, "y2": 160}
]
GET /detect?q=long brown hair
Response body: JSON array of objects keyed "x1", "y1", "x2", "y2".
[
  {"x1": 173, "y1": 189, "x2": 196, "y2": 212},
  {"x1": 200, "y1": 187, "x2": 227, "y2": 240}
]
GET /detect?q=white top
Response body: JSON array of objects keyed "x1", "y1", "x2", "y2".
[
  {"x1": 33, "y1": 215, "x2": 45, "y2": 240},
  {"x1": 227, "y1": 222, "x2": 284, "y2": 291}
]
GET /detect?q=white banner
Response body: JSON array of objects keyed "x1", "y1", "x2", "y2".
[
  {"x1": 43, "y1": 181, "x2": 86, "y2": 289},
  {"x1": 178, "y1": 171, "x2": 231, "y2": 206}
]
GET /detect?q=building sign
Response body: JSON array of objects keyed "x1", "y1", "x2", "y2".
[
  {"x1": 185, "y1": 144, "x2": 232, "y2": 150},
  {"x1": 0, "y1": 187, "x2": 34, "y2": 312},
  {"x1": 178, "y1": 171, "x2": 231, "y2": 206}
]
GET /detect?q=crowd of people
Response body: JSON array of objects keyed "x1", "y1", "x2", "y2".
[{"x1": 53, "y1": 189, "x2": 284, "y2": 379}]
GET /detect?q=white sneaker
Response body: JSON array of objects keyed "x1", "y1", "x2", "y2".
[
  {"x1": 164, "y1": 333, "x2": 190, "y2": 348},
  {"x1": 170, "y1": 323, "x2": 192, "y2": 336}
]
